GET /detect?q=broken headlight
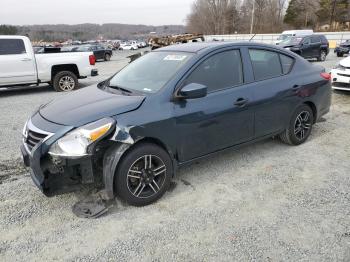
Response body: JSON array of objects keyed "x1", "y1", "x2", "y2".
[{"x1": 48, "y1": 118, "x2": 115, "y2": 157}]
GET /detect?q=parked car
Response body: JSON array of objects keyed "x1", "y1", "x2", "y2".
[
  {"x1": 119, "y1": 43, "x2": 139, "y2": 50},
  {"x1": 73, "y1": 44, "x2": 113, "y2": 61},
  {"x1": 0, "y1": 36, "x2": 98, "y2": 92},
  {"x1": 334, "y1": 40, "x2": 350, "y2": 57},
  {"x1": 280, "y1": 35, "x2": 329, "y2": 61},
  {"x1": 331, "y1": 56, "x2": 350, "y2": 91},
  {"x1": 21, "y1": 42, "x2": 331, "y2": 206},
  {"x1": 275, "y1": 30, "x2": 314, "y2": 45}
]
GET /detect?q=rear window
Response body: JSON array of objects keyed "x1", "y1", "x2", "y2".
[
  {"x1": 311, "y1": 36, "x2": 321, "y2": 43},
  {"x1": 0, "y1": 39, "x2": 26, "y2": 55},
  {"x1": 249, "y1": 49, "x2": 294, "y2": 80}
]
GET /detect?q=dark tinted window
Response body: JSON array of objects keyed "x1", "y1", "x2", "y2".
[
  {"x1": 249, "y1": 49, "x2": 282, "y2": 80},
  {"x1": 0, "y1": 39, "x2": 26, "y2": 55},
  {"x1": 184, "y1": 50, "x2": 243, "y2": 92},
  {"x1": 280, "y1": 54, "x2": 294, "y2": 74},
  {"x1": 311, "y1": 36, "x2": 321, "y2": 43},
  {"x1": 320, "y1": 35, "x2": 328, "y2": 44},
  {"x1": 303, "y1": 37, "x2": 311, "y2": 45}
]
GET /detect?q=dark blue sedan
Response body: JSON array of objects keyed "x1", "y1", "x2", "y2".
[{"x1": 21, "y1": 42, "x2": 332, "y2": 206}]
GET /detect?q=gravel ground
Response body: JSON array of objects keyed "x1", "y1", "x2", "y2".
[{"x1": 0, "y1": 50, "x2": 349, "y2": 261}]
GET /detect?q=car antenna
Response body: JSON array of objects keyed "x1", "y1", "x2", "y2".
[{"x1": 249, "y1": 34, "x2": 256, "y2": 42}]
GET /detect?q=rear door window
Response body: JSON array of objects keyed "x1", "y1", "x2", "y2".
[
  {"x1": 183, "y1": 50, "x2": 243, "y2": 93},
  {"x1": 0, "y1": 39, "x2": 26, "y2": 55},
  {"x1": 280, "y1": 54, "x2": 294, "y2": 74},
  {"x1": 248, "y1": 49, "x2": 282, "y2": 80}
]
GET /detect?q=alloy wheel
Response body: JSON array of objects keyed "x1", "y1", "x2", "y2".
[
  {"x1": 127, "y1": 155, "x2": 167, "y2": 199},
  {"x1": 58, "y1": 76, "x2": 75, "y2": 91},
  {"x1": 294, "y1": 111, "x2": 312, "y2": 141}
]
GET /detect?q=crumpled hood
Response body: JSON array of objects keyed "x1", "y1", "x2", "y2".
[{"x1": 39, "y1": 85, "x2": 145, "y2": 127}]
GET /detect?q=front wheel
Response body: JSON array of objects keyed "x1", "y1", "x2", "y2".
[
  {"x1": 114, "y1": 143, "x2": 173, "y2": 206},
  {"x1": 52, "y1": 71, "x2": 78, "y2": 92},
  {"x1": 280, "y1": 104, "x2": 314, "y2": 145}
]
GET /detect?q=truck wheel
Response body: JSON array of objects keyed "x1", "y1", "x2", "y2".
[
  {"x1": 280, "y1": 104, "x2": 314, "y2": 146},
  {"x1": 114, "y1": 143, "x2": 173, "y2": 206},
  {"x1": 337, "y1": 52, "x2": 343, "y2": 57},
  {"x1": 104, "y1": 53, "x2": 111, "y2": 61},
  {"x1": 317, "y1": 50, "x2": 327, "y2": 61},
  {"x1": 53, "y1": 71, "x2": 78, "y2": 92}
]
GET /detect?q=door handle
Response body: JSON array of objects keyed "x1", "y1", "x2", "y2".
[
  {"x1": 21, "y1": 58, "x2": 32, "y2": 62},
  {"x1": 292, "y1": 84, "x2": 300, "y2": 90},
  {"x1": 234, "y1": 98, "x2": 249, "y2": 107}
]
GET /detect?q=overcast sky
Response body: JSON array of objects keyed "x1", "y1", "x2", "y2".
[{"x1": 1, "y1": 0, "x2": 193, "y2": 25}]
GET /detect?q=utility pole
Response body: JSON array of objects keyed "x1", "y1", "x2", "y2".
[
  {"x1": 330, "y1": 0, "x2": 337, "y2": 31},
  {"x1": 250, "y1": 0, "x2": 255, "y2": 34}
]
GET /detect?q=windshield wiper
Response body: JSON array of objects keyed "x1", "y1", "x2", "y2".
[{"x1": 108, "y1": 85, "x2": 133, "y2": 94}]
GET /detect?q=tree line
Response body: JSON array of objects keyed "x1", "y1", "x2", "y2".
[{"x1": 186, "y1": 0, "x2": 350, "y2": 34}]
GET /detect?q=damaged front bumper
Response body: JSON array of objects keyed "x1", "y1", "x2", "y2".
[
  {"x1": 20, "y1": 116, "x2": 101, "y2": 197},
  {"x1": 21, "y1": 140, "x2": 96, "y2": 197}
]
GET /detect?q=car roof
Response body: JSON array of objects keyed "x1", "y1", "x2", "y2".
[{"x1": 154, "y1": 41, "x2": 288, "y2": 54}]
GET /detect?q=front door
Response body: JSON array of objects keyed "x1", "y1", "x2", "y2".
[
  {"x1": 0, "y1": 38, "x2": 37, "y2": 86},
  {"x1": 174, "y1": 49, "x2": 254, "y2": 162}
]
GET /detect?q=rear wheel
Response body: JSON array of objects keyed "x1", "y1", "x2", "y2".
[
  {"x1": 337, "y1": 52, "x2": 344, "y2": 57},
  {"x1": 52, "y1": 71, "x2": 78, "y2": 92},
  {"x1": 114, "y1": 143, "x2": 172, "y2": 206},
  {"x1": 104, "y1": 53, "x2": 111, "y2": 61},
  {"x1": 317, "y1": 50, "x2": 327, "y2": 61},
  {"x1": 280, "y1": 104, "x2": 314, "y2": 145}
]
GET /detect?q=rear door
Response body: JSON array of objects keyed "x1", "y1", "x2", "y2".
[
  {"x1": 310, "y1": 36, "x2": 322, "y2": 57},
  {"x1": 0, "y1": 38, "x2": 37, "y2": 86},
  {"x1": 245, "y1": 48, "x2": 296, "y2": 137},
  {"x1": 174, "y1": 49, "x2": 254, "y2": 161},
  {"x1": 300, "y1": 37, "x2": 313, "y2": 58}
]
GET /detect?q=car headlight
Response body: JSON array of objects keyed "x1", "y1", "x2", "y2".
[
  {"x1": 334, "y1": 64, "x2": 346, "y2": 71},
  {"x1": 49, "y1": 118, "x2": 115, "y2": 157}
]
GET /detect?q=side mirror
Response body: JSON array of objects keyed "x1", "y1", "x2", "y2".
[{"x1": 178, "y1": 83, "x2": 207, "y2": 99}]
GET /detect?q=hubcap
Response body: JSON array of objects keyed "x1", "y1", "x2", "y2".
[
  {"x1": 58, "y1": 76, "x2": 75, "y2": 91},
  {"x1": 294, "y1": 111, "x2": 312, "y2": 140},
  {"x1": 321, "y1": 52, "x2": 326, "y2": 61},
  {"x1": 127, "y1": 155, "x2": 166, "y2": 199}
]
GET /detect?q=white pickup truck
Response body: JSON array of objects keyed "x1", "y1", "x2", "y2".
[{"x1": 0, "y1": 35, "x2": 98, "y2": 92}]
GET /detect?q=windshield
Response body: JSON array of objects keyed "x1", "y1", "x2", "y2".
[
  {"x1": 280, "y1": 37, "x2": 302, "y2": 45},
  {"x1": 277, "y1": 34, "x2": 292, "y2": 41},
  {"x1": 108, "y1": 52, "x2": 193, "y2": 93}
]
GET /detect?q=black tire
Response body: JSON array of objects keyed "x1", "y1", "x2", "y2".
[
  {"x1": 280, "y1": 104, "x2": 314, "y2": 146},
  {"x1": 317, "y1": 50, "x2": 327, "y2": 61},
  {"x1": 337, "y1": 52, "x2": 343, "y2": 57},
  {"x1": 104, "y1": 53, "x2": 111, "y2": 61},
  {"x1": 52, "y1": 71, "x2": 78, "y2": 92},
  {"x1": 114, "y1": 143, "x2": 173, "y2": 206}
]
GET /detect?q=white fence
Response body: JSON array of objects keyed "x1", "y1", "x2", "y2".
[{"x1": 205, "y1": 32, "x2": 350, "y2": 45}]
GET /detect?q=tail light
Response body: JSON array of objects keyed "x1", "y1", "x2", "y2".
[
  {"x1": 320, "y1": 72, "x2": 331, "y2": 81},
  {"x1": 89, "y1": 55, "x2": 96, "y2": 65}
]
